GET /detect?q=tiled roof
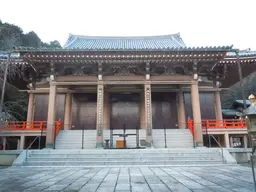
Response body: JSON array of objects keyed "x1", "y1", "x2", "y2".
[
  {"x1": 227, "y1": 50, "x2": 256, "y2": 58},
  {"x1": 63, "y1": 33, "x2": 187, "y2": 50},
  {"x1": 234, "y1": 100, "x2": 251, "y2": 106},
  {"x1": 0, "y1": 51, "x2": 9, "y2": 60},
  {"x1": 222, "y1": 109, "x2": 239, "y2": 116}
]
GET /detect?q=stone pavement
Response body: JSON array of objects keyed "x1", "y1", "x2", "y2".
[{"x1": 0, "y1": 165, "x2": 254, "y2": 192}]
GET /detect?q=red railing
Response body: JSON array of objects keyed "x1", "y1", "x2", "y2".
[
  {"x1": 1, "y1": 121, "x2": 62, "y2": 132},
  {"x1": 54, "y1": 121, "x2": 62, "y2": 139},
  {"x1": 187, "y1": 119, "x2": 247, "y2": 131},
  {"x1": 187, "y1": 119, "x2": 195, "y2": 141}
]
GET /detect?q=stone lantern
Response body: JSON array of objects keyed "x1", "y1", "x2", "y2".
[
  {"x1": 244, "y1": 94, "x2": 256, "y2": 191},
  {"x1": 244, "y1": 94, "x2": 256, "y2": 153}
]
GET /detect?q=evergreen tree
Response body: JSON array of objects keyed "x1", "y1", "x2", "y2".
[{"x1": 0, "y1": 19, "x2": 62, "y2": 121}]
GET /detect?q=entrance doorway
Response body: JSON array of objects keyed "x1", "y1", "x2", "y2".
[
  {"x1": 110, "y1": 93, "x2": 140, "y2": 129},
  {"x1": 71, "y1": 93, "x2": 97, "y2": 130},
  {"x1": 152, "y1": 92, "x2": 178, "y2": 129}
]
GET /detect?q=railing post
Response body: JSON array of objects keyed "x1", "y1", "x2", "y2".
[
  {"x1": 123, "y1": 124, "x2": 126, "y2": 149},
  {"x1": 110, "y1": 126, "x2": 113, "y2": 149},
  {"x1": 39, "y1": 122, "x2": 43, "y2": 149},
  {"x1": 26, "y1": 149, "x2": 28, "y2": 163},
  {"x1": 82, "y1": 124, "x2": 84, "y2": 149},
  {"x1": 53, "y1": 123, "x2": 56, "y2": 150},
  {"x1": 136, "y1": 125, "x2": 139, "y2": 148},
  {"x1": 223, "y1": 120, "x2": 227, "y2": 128},
  {"x1": 250, "y1": 155, "x2": 256, "y2": 192},
  {"x1": 38, "y1": 135, "x2": 41, "y2": 150},
  {"x1": 164, "y1": 124, "x2": 167, "y2": 148},
  {"x1": 243, "y1": 120, "x2": 246, "y2": 128},
  {"x1": 193, "y1": 122, "x2": 196, "y2": 148},
  {"x1": 188, "y1": 120, "x2": 196, "y2": 148},
  {"x1": 206, "y1": 120, "x2": 210, "y2": 148},
  {"x1": 22, "y1": 122, "x2": 26, "y2": 130}
]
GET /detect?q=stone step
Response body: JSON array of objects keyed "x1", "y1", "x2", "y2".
[
  {"x1": 55, "y1": 140, "x2": 95, "y2": 142},
  {"x1": 57, "y1": 136, "x2": 95, "y2": 138},
  {"x1": 24, "y1": 159, "x2": 224, "y2": 166},
  {"x1": 55, "y1": 130, "x2": 97, "y2": 149},
  {"x1": 31, "y1": 150, "x2": 220, "y2": 154},
  {"x1": 17, "y1": 147, "x2": 230, "y2": 167},
  {"x1": 33, "y1": 148, "x2": 219, "y2": 152},
  {"x1": 29, "y1": 153, "x2": 219, "y2": 158},
  {"x1": 55, "y1": 129, "x2": 194, "y2": 149},
  {"x1": 152, "y1": 129, "x2": 193, "y2": 148},
  {"x1": 27, "y1": 157, "x2": 220, "y2": 161},
  {"x1": 55, "y1": 145, "x2": 96, "y2": 148},
  {"x1": 30, "y1": 153, "x2": 220, "y2": 157}
]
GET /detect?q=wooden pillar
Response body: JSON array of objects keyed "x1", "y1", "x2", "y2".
[
  {"x1": 191, "y1": 81, "x2": 203, "y2": 146},
  {"x1": 46, "y1": 84, "x2": 57, "y2": 148},
  {"x1": 96, "y1": 84, "x2": 104, "y2": 148},
  {"x1": 2, "y1": 137, "x2": 6, "y2": 150},
  {"x1": 215, "y1": 90, "x2": 223, "y2": 121},
  {"x1": 243, "y1": 135, "x2": 248, "y2": 148},
  {"x1": 64, "y1": 92, "x2": 72, "y2": 130},
  {"x1": 144, "y1": 84, "x2": 153, "y2": 147},
  {"x1": 224, "y1": 133, "x2": 230, "y2": 148},
  {"x1": 17, "y1": 139, "x2": 20, "y2": 150},
  {"x1": 177, "y1": 91, "x2": 186, "y2": 129},
  {"x1": 140, "y1": 92, "x2": 146, "y2": 129},
  {"x1": 103, "y1": 91, "x2": 110, "y2": 129},
  {"x1": 26, "y1": 93, "x2": 35, "y2": 122},
  {"x1": 19, "y1": 135, "x2": 25, "y2": 150}
]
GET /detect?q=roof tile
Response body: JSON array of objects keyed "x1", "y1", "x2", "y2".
[{"x1": 63, "y1": 33, "x2": 187, "y2": 50}]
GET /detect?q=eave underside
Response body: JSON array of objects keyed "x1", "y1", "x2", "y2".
[
  {"x1": 11, "y1": 50, "x2": 256, "y2": 89},
  {"x1": 22, "y1": 50, "x2": 227, "y2": 76}
]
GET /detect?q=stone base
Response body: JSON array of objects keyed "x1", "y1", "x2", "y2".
[
  {"x1": 96, "y1": 142, "x2": 103, "y2": 148},
  {"x1": 146, "y1": 135, "x2": 153, "y2": 147},
  {"x1": 45, "y1": 143, "x2": 54, "y2": 149},
  {"x1": 96, "y1": 136, "x2": 103, "y2": 148},
  {"x1": 195, "y1": 142, "x2": 204, "y2": 147}
]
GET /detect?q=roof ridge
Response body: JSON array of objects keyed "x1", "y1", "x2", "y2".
[
  {"x1": 63, "y1": 32, "x2": 191, "y2": 49},
  {"x1": 68, "y1": 33, "x2": 181, "y2": 40}
]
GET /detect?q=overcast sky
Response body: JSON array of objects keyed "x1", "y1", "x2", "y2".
[{"x1": 0, "y1": 0, "x2": 255, "y2": 50}]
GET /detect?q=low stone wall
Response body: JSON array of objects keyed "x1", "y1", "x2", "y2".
[
  {"x1": 0, "y1": 150, "x2": 22, "y2": 166},
  {"x1": 227, "y1": 148, "x2": 252, "y2": 163}
]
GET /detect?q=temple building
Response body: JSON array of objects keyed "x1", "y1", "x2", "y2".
[{"x1": 1, "y1": 33, "x2": 256, "y2": 150}]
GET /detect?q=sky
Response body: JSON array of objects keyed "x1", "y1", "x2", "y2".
[{"x1": 0, "y1": 0, "x2": 255, "y2": 50}]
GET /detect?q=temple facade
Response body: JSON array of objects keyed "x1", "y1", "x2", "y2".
[{"x1": 1, "y1": 33, "x2": 256, "y2": 150}]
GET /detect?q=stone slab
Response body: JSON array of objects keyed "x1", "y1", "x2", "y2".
[{"x1": 0, "y1": 165, "x2": 254, "y2": 192}]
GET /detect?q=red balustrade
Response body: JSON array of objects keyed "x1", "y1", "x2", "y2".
[
  {"x1": 187, "y1": 119, "x2": 195, "y2": 141},
  {"x1": 54, "y1": 121, "x2": 62, "y2": 139},
  {"x1": 187, "y1": 119, "x2": 246, "y2": 131},
  {"x1": 1, "y1": 121, "x2": 62, "y2": 132}
]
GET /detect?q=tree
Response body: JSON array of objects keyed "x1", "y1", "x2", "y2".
[
  {"x1": 42, "y1": 40, "x2": 62, "y2": 49},
  {"x1": 0, "y1": 21, "x2": 23, "y2": 50},
  {"x1": 2, "y1": 84, "x2": 27, "y2": 121},
  {"x1": 221, "y1": 72, "x2": 256, "y2": 108},
  {"x1": 22, "y1": 31, "x2": 42, "y2": 48},
  {"x1": 0, "y1": 20, "x2": 62, "y2": 122},
  {"x1": 0, "y1": 56, "x2": 27, "y2": 122}
]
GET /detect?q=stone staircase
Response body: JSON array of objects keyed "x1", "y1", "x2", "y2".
[
  {"x1": 153, "y1": 129, "x2": 194, "y2": 148},
  {"x1": 55, "y1": 130, "x2": 96, "y2": 149},
  {"x1": 17, "y1": 148, "x2": 236, "y2": 167},
  {"x1": 55, "y1": 130, "x2": 146, "y2": 149},
  {"x1": 55, "y1": 129, "x2": 193, "y2": 149},
  {"x1": 103, "y1": 129, "x2": 146, "y2": 148}
]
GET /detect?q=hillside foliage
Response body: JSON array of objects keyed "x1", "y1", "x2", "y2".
[{"x1": 0, "y1": 20, "x2": 62, "y2": 121}]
